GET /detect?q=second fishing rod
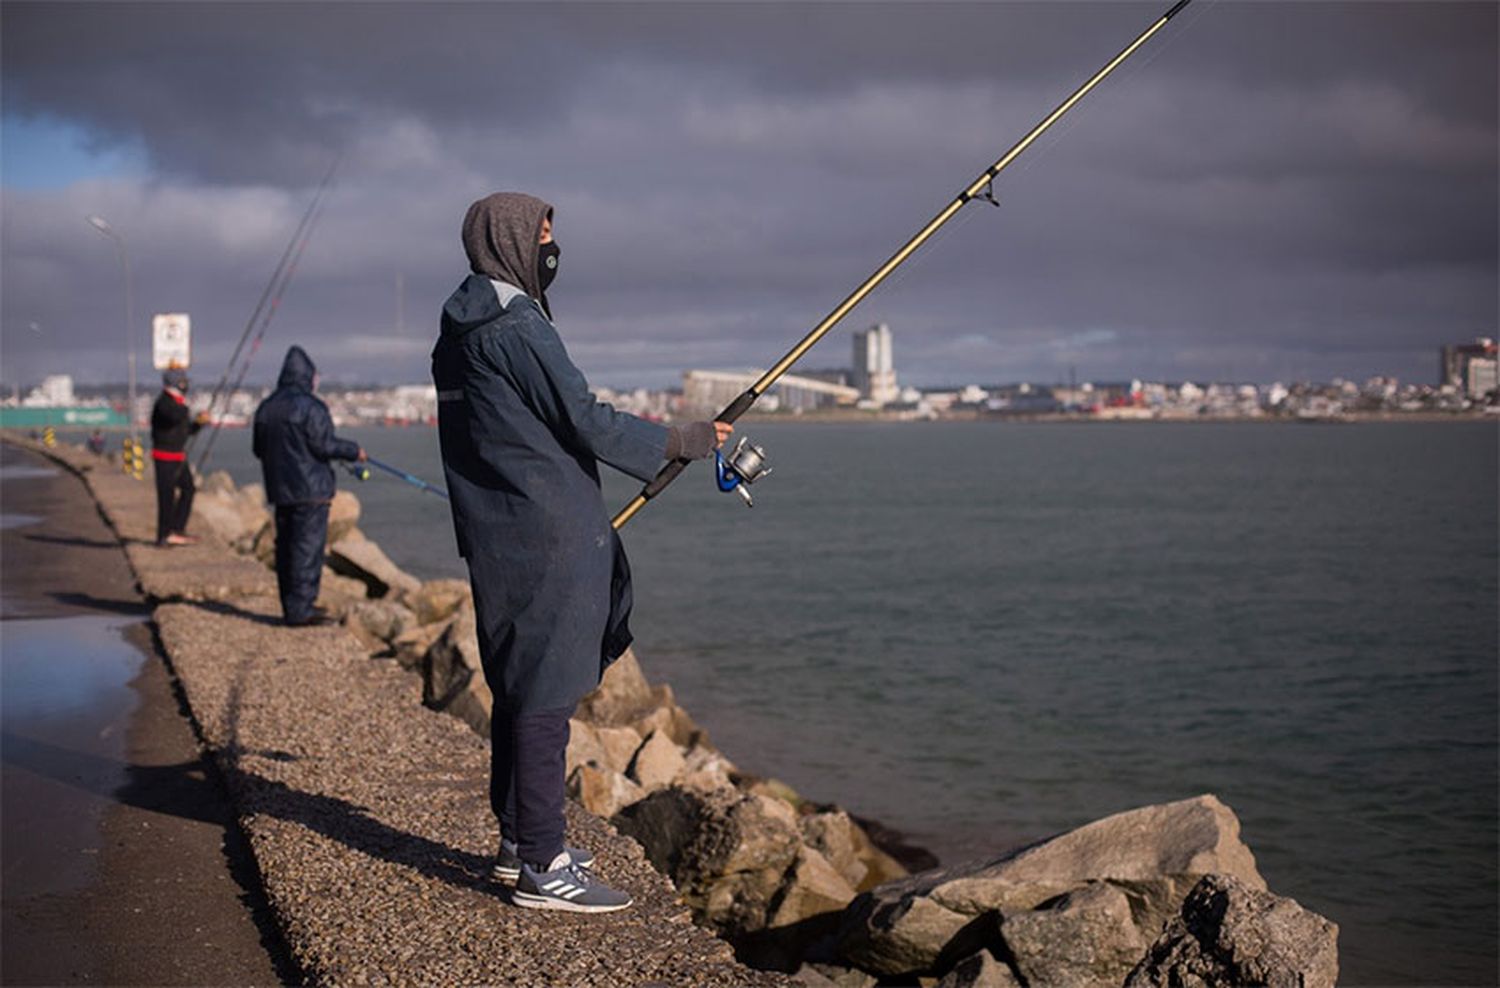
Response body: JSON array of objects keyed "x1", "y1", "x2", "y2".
[
  {"x1": 612, "y1": 0, "x2": 1195, "y2": 530},
  {"x1": 344, "y1": 455, "x2": 449, "y2": 500}
]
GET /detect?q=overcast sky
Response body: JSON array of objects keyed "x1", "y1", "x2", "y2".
[{"x1": 2, "y1": 1, "x2": 1495, "y2": 391}]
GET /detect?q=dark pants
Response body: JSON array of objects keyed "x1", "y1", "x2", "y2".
[
  {"x1": 153, "y1": 458, "x2": 195, "y2": 543},
  {"x1": 273, "y1": 502, "x2": 329, "y2": 622},
  {"x1": 490, "y1": 706, "x2": 571, "y2": 867}
]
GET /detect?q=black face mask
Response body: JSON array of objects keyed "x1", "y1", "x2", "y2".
[{"x1": 537, "y1": 242, "x2": 561, "y2": 294}]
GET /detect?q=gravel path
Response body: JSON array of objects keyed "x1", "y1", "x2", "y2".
[{"x1": 9, "y1": 437, "x2": 792, "y2": 987}]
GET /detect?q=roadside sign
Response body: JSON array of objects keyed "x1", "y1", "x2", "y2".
[{"x1": 152, "y1": 313, "x2": 191, "y2": 369}]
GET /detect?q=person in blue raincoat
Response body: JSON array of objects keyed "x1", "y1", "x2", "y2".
[
  {"x1": 253, "y1": 345, "x2": 366, "y2": 627},
  {"x1": 432, "y1": 192, "x2": 728, "y2": 912}
]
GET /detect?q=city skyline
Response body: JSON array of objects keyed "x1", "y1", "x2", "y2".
[{"x1": 2, "y1": 2, "x2": 1496, "y2": 391}]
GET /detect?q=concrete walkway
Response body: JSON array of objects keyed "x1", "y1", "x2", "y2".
[
  {"x1": 6, "y1": 436, "x2": 789, "y2": 987},
  {"x1": 1, "y1": 441, "x2": 289, "y2": 986}
]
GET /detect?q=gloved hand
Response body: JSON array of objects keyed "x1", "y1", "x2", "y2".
[{"x1": 665, "y1": 421, "x2": 719, "y2": 460}]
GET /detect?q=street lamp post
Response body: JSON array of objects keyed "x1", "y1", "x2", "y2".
[{"x1": 86, "y1": 214, "x2": 137, "y2": 441}]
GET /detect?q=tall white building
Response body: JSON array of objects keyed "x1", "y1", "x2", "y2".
[
  {"x1": 22, "y1": 374, "x2": 75, "y2": 407},
  {"x1": 852, "y1": 323, "x2": 899, "y2": 404}
]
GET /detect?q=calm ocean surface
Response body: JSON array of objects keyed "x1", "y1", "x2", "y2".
[{"x1": 199, "y1": 419, "x2": 1496, "y2": 986}]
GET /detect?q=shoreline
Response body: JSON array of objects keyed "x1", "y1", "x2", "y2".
[{"x1": 24, "y1": 408, "x2": 1499, "y2": 436}]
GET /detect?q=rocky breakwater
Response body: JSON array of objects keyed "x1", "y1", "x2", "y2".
[
  {"x1": 190, "y1": 470, "x2": 1339, "y2": 986},
  {"x1": 825, "y1": 794, "x2": 1338, "y2": 987}
]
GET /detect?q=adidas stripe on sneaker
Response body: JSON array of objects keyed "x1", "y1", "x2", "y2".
[{"x1": 512, "y1": 852, "x2": 631, "y2": 913}]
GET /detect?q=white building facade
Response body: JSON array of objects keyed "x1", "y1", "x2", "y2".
[{"x1": 851, "y1": 324, "x2": 899, "y2": 405}]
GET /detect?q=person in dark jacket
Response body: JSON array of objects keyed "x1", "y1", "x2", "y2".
[
  {"x1": 253, "y1": 346, "x2": 365, "y2": 627},
  {"x1": 433, "y1": 192, "x2": 728, "y2": 912},
  {"x1": 150, "y1": 367, "x2": 208, "y2": 546}
]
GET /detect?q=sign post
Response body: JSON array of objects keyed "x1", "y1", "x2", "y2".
[{"x1": 152, "y1": 313, "x2": 191, "y2": 370}]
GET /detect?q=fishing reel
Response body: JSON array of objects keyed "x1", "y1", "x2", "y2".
[
  {"x1": 344, "y1": 462, "x2": 371, "y2": 482},
  {"x1": 714, "y1": 436, "x2": 772, "y2": 507}
]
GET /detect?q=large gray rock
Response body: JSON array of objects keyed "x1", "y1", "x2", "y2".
[
  {"x1": 344, "y1": 599, "x2": 417, "y2": 654},
  {"x1": 801, "y1": 810, "x2": 869, "y2": 892},
  {"x1": 567, "y1": 720, "x2": 650, "y2": 778},
  {"x1": 326, "y1": 489, "x2": 360, "y2": 543},
  {"x1": 629, "y1": 683, "x2": 708, "y2": 747},
  {"x1": 318, "y1": 567, "x2": 371, "y2": 610},
  {"x1": 566, "y1": 719, "x2": 609, "y2": 777},
  {"x1": 681, "y1": 742, "x2": 738, "y2": 793},
  {"x1": 328, "y1": 532, "x2": 422, "y2": 599},
  {"x1": 200, "y1": 469, "x2": 237, "y2": 496},
  {"x1": 768, "y1": 846, "x2": 858, "y2": 929},
  {"x1": 796, "y1": 964, "x2": 877, "y2": 988},
  {"x1": 391, "y1": 619, "x2": 448, "y2": 671},
  {"x1": 420, "y1": 603, "x2": 491, "y2": 735},
  {"x1": 936, "y1": 950, "x2": 1023, "y2": 988},
  {"x1": 238, "y1": 482, "x2": 268, "y2": 512},
  {"x1": 405, "y1": 578, "x2": 472, "y2": 625},
  {"x1": 1001, "y1": 881, "x2": 1145, "y2": 988},
  {"x1": 191, "y1": 488, "x2": 266, "y2": 547},
  {"x1": 613, "y1": 785, "x2": 803, "y2": 935},
  {"x1": 574, "y1": 649, "x2": 659, "y2": 727},
  {"x1": 597, "y1": 724, "x2": 645, "y2": 774},
  {"x1": 837, "y1": 795, "x2": 1262, "y2": 978},
  {"x1": 837, "y1": 893, "x2": 980, "y2": 978},
  {"x1": 628, "y1": 728, "x2": 687, "y2": 791},
  {"x1": 251, "y1": 519, "x2": 277, "y2": 566},
  {"x1": 567, "y1": 763, "x2": 645, "y2": 818},
  {"x1": 1125, "y1": 873, "x2": 1339, "y2": 988},
  {"x1": 845, "y1": 818, "x2": 910, "y2": 893}
]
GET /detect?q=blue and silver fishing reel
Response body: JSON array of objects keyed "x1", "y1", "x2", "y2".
[{"x1": 714, "y1": 436, "x2": 772, "y2": 507}]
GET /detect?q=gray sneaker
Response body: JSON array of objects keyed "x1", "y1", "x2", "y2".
[
  {"x1": 513, "y1": 852, "x2": 632, "y2": 913},
  {"x1": 492, "y1": 839, "x2": 596, "y2": 884}
]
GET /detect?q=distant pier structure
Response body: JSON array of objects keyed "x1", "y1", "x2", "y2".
[{"x1": 682, "y1": 369, "x2": 858, "y2": 415}]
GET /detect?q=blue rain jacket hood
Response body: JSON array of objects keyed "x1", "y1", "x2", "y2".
[
  {"x1": 433, "y1": 219, "x2": 669, "y2": 713},
  {"x1": 252, "y1": 345, "x2": 361, "y2": 505},
  {"x1": 277, "y1": 344, "x2": 317, "y2": 391}
]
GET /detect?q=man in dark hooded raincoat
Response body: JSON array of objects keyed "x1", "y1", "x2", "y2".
[
  {"x1": 433, "y1": 192, "x2": 727, "y2": 912},
  {"x1": 253, "y1": 345, "x2": 366, "y2": 627}
]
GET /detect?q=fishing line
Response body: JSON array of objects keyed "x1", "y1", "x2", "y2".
[
  {"x1": 612, "y1": 0, "x2": 1203, "y2": 530},
  {"x1": 190, "y1": 155, "x2": 341, "y2": 469},
  {"x1": 1003, "y1": 0, "x2": 1222, "y2": 185},
  {"x1": 196, "y1": 193, "x2": 332, "y2": 471},
  {"x1": 859, "y1": 191, "x2": 989, "y2": 305}
]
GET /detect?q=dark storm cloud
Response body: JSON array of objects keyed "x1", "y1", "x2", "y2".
[{"x1": 2, "y1": 1, "x2": 1495, "y2": 390}]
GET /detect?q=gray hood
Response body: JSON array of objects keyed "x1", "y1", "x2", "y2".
[{"x1": 462, "y1": 192, "x2": 552, "y2": 302}]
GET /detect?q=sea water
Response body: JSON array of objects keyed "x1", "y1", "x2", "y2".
[{"x1": 200, "y1": 419, "x2": 1497, "y2": 985}]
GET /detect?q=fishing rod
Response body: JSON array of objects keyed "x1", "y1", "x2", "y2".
[
  {"x1": 344, "y1": 456, "x2": 449, "y2": 500},
  {"x1": 191, "y1": 157, "x2": 340, "y2": 469},
  {"x1": 195, "y1": 185, "x2": 336, "y2": 471},
  {"x1": 611, "y1": 0, "x2": 1195, "y2": 530}
]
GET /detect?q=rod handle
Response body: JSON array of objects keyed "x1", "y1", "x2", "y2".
[
  {"x1": 641, "y1": 457, "x2": 690, "y2": 499},
  {"x1": 617, "y1": 387, "x2": 760, "y2": 524},
  {"x1": 641, "y1": 387, "x2": 757, "y2": 499},
  {"x1": 716, "y1": 388, "x2": 759, "y2": 425}
]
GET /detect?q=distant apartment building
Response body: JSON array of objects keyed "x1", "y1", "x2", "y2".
[
  {"x1": 851, "y1": 323, "x2": 899, "y2": 404},
  {"x1": 681, "y1": 369, "x2": 859, "y2": 415},
  {"x1": 1440, "y1": 337, "x2": 1498, "y2": 397},
  {"x1": 21, "y1": 374, "x2": 76, "y2": 407}
]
